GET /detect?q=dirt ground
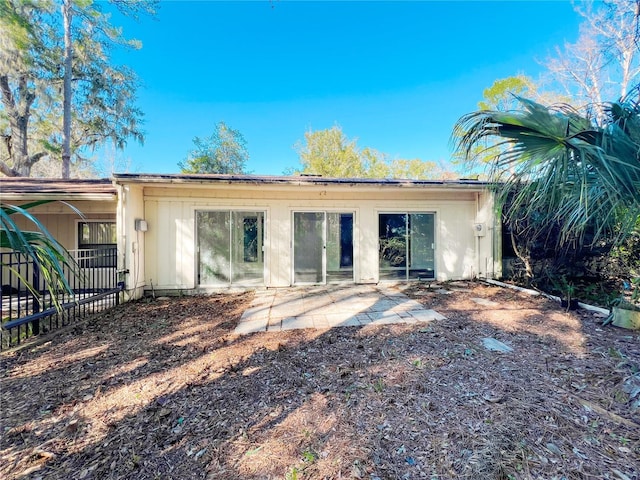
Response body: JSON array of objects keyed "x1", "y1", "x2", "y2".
[{"x1": 1, "y1": 281, "x2": 639, "y2": 480}]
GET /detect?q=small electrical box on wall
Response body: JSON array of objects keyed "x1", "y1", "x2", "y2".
[
  {"x1": 135, "y1": 219, "x2": 148, "y2": 232},
  {"x1": 473, "y1": 223, "x2": 486, "y2": 237}
]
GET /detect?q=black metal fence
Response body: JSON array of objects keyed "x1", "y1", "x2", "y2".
[{"x1": 1, "y1": 247, "x2": 123, "y2": 351}]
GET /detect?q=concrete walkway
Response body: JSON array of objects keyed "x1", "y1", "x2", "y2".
[{"x1": 233, "y1": 284, "x2": 446, "y2": 334}]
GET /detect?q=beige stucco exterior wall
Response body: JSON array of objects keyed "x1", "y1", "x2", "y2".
[
  {"x1": 476, "y1": 190, "x2": 501, "y2": 279},
  {"x1": 116, "y1": 184, "x2": 146, "y2": 300},
  {"x1": 122, "y1": 182, "x2": 497, "y2": 291},
  {"x1": 7, "y1": 200, "x2": 116, "y2": 251}
]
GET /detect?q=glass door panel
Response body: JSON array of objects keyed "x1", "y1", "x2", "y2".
[
  {"x1": 197, "y1": 211, "x2": 231, "y2": 285},
  {"x1": 293, "y1": 212, "x2": 324, "y2": 284},
  {"x1": 408, "y1": 213, "x2": 435, "y2": 280},
  {"x1": 326, "y1": 213, "x2": 353, "y2": 282},
  {"x1": 197, "y1": 210, "x2": 265, "y2": 286},
  {"x1": 379, "y1": 213, "x2": 407, "y2": 280},
  {"x1": 379, "y1": 213, "x2": 435, "y2": 280},
  {"x1": 231, "y1": 211, "x2": 264, "y2": 284}
]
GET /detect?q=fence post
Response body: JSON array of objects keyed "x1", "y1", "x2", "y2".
[{"x1": 31, "y1": 262, "x2": 40, "y2": 335}]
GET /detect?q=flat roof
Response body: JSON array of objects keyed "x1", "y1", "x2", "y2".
[
  {"x1": 112, "y1": 173, "x2": 491, "y2": 189},
  {"x1": 0, "y1": 174, "x2": 492, "y2": 201},
  {"x1": 0, "y1": 178, "x2": 117, "y2": 200}
]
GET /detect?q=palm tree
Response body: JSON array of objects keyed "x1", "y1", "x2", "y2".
[
  {"x1": 1, "y1": 201, "x2": 78, "y2": 310},
  {"x1": 453, "y1": 86, "x2": 640, "y2": 249}
]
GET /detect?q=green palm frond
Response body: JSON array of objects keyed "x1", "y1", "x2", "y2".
[
  {"x1": 453, "y1": 86, "x2": 640, "y2": 248},
  {"x1": 1, "y1": 202, "x2": 80, "y2": 311}
]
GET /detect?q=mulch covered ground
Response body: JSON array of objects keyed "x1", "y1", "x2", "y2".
[{"x1": 1, "y1": 281, "x2": 639, "y2": 480}]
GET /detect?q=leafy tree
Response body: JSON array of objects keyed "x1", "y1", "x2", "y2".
[
  {"x1": 454, "y1": 87, "x2": 640, "y2": 298},
  {"x1": 293, "y1": 126, "x2": 386, "y2": 178},
  {"x1": 0, "y1": 0, "x2": 53, "y2": 177},
  {"x1": 30, "y1": 154, "x2": 97, "y2": 178},
  {"x1": 454, "y1": 75, "x2": 571, "y2": 171},
  {"x1": 452, "y1": 75, "x2": 539, "y2": 171},
  {"x1": 0, "y1": 0, "x2": 154, "y2": 178},
  {"x1": 387, "y1": 158, "x2": 440, "y2": 180},
  {"x1": 292, "y1": 125, "x2": 444, "y2": 179},
  {"x1": 455, "y1": 2, "x2": 640, "y2": 296},
  {"x1": 179, "y1": 122, "x2": 249, "y2": 174},
  {"x1": 460, "y1": 1, "x2": 639, "y2": 174},
  {"x1": 59, "y1": 0, "x2": 156, "y2": 178},
  {"x1": 478, "y1": 75, "x2": 539, "y2": 111}
]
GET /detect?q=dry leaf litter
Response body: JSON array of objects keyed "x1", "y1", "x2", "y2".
[{"x1": 0, "y1": 282, "x2": 639, "y2": 480}]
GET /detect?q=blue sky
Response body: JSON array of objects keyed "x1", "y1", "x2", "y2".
[{"x1": 106, "y1": 1, "x2": 581, "y2": 176}]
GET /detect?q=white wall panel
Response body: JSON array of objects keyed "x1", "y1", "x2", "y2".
[
  {"x1": 136, "y1": 184, "x2": 495, "y2": 289},
  {"x1": 144, "y1": 200, "x2": 158, "y2": 289}
]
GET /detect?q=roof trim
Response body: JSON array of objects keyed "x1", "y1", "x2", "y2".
[
  {"x1": 0, "y1": 178, "x2": 117, "y2": 201},
  {"x1": 112, "y1": 173, "x2": 492, "y2": 189}
]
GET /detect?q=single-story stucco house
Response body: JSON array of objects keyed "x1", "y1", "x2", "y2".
[
  {"x1": 1, "y1": 174, "x2": 500, "y2": 300},
  {"x1": 111, "y1": 174, "x2": 501, "y2": 299}
]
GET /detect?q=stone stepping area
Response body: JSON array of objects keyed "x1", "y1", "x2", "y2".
[{"x1": 233, "y1": 284, "x2": 445, "y2": 334}]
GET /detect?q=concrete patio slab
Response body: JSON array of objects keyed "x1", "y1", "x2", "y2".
[
  {"x1": 325, "y1": 312, "x2": 360, "y2": 326},
  {"x1": 311, "y1": 315, "x2": 330, "y2": 329},
  {"x1": 369, "y1": 314, "x2": 403, "y2": 325},
  {"x1": 233, "y1": 284, "x2": 446, "y2": 334},
  {"x1": 234, "y1": 318, "x2": 268, "y2": 334},
  {"x1": 240, "y1": 305, "x2": 271, "y2": 320},
  {"x1": 281, "y1": 316, "x2": 314, "y2": 330}
]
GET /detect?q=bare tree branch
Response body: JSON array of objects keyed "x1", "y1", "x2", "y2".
[{"x1": 0, "y1": 159, "x2": 20, "y2": 177}]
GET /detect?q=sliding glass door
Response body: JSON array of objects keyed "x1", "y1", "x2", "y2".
[
  {"x1": 293, "y1": 212, "x2": 324, "y2": 284},
  {"x1": 327, "y1": 213, "x2": 354, "y2": 282},
  {"x1": 293, "y1": 212, "x2": 354, "y2": 284},
  {"x1": 379, "y1": 213, "x2": 435, "y2": 280},
  {"x1": 408, "y1": 214, "x2": 435, "y2": 279},
  {"x1": 197, "y1": 210, "x2": 265, "y2": 286}
]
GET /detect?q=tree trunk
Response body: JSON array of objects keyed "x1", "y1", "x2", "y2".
[
  {"x1": 0, "y1": 75, "x2": 36, "y2": 176},
  {"x1": 61, "y1": 0, "x2": 73, "y2": 179},
  {"x1": 510, "y1": 229, "x2": 534, "y2": 280},
  {"x1": 0, "y1": 160, "x2": 20, "y2": 177},
  {"x1": 635, "y1": 0, "x2": 640, "y2": 48}
]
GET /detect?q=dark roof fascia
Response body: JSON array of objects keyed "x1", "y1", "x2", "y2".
[{"x1": 112, "y1": 173, "x2": 494, "y2": 190}]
